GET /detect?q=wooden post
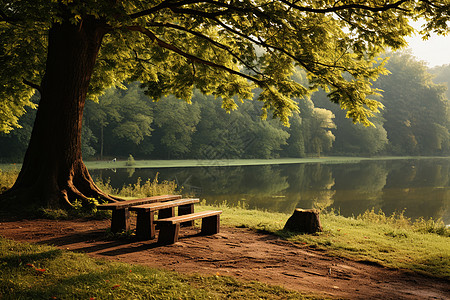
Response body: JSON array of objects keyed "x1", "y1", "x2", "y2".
[
  {"x1": 135, "y1": 210, "x2": 156, "y2": 240},
  {"x1": 111, "y1": 208, "x2": 130, "y2": 233},
  {"x1": 283, "y1": 209, "x2": 323, "y2": 233},
  {"x1": 158, "y1": 223, "x2": 180, "y2": 244},
  {"x1": 178, "y1": 203, "x2": 195, "y2": 226},
  {"x1": 201, "y1": 214, "x2": 220, "y2": 235}
]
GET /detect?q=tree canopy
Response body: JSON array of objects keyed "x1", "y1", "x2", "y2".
[
  {"x1": 2, "y1": 0, "x2": 449, "y2": 133},
  {"x1": 1, "y1": 0, "x2": 449, "y2": 209}
]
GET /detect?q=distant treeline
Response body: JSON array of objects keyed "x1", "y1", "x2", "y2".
[{"x1": 1, "y1": 52, "x2": 449, "y2": 162}]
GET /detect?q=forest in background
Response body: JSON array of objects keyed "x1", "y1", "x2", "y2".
[{"x1": 1, "y1": 52, "x2": 449, "y2": 162}]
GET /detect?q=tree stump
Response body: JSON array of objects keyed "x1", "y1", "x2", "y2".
[{"x1": 284, "y1": 209, "x2": 323, "y2": 233}]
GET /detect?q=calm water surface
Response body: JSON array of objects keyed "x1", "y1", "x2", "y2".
[{"x1": 90, "y1": 158, "x2": 450, "y2": 224}]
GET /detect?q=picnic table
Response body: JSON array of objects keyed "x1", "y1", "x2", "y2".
[
  {"x1": 97, "y1": 195, "x2": 182, "y2": 233},
  {"x1": 97, "y1": 194, "x2": 222, "y2": 244},
  {"x1": 129, "y1": 198, "x2": 200, "y2": 240}
]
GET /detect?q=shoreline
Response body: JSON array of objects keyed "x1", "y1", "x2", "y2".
[{"x1": 2, "y1": 156, "x2": 450, "y2": 171}]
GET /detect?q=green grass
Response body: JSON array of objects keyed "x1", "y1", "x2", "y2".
[
  {"x1": 288, "y1": 212, "x2": 449, "y2": 278},
  {"x1": 0, "y1": 237, "x2": 321, "y2": 300},
  {"x1": 194, "y1": 202, "x2": 450, "y2": 279}
]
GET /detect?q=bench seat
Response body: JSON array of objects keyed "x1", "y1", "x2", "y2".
[
  {"x1": 129, "y1": 198, "x2": 200, "y2": 240},
  {"x1": 154, "y1": 210, "x2": 222, "y2": 244},
  {"x1": 97, "y1": 195, "x2": 182, "y2": 233}
]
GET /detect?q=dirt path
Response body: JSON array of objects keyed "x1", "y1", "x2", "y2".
[{"x1": 0, "y1": 218, "x2": 448, "y2": 299}]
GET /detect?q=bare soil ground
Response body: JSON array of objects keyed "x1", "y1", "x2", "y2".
[{"x1": 0, "y1": 218, "x2": 448, "y2": 299}]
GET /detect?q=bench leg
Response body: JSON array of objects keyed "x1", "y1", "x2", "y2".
[
  {"x1": 136, "y1": 211, "x2": 156, "y2": 240},
  {"x1": 111, "y1": 208, "x2": 130, "y2": 233},
  {"x1": 158, "y1": 223, "x2": 180, "y2": 245},
  {"x1": 178, "y1": 204, "x2": 194, "y2": 227},
  {"x1": 201, "y1": 215, "x2": 220, "y2": 235},
  {"x1": 156, "y1": 207, "x2": 175, "y2": 229}
]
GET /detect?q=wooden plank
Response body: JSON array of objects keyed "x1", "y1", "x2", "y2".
[
  {"x1": 97, "y1": 195, "x2": 182, "y2": 210},
  {"x1": 129, "y1": 198, "x2": 199, "y2": 212},
  {"x1": 156, "y1": 210, "x2": 222, "y2": 244},
  {"x1": 154, "y1": 210, "x2": 222, "y2": 225}
]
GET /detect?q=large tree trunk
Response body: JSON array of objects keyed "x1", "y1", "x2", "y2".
[{"x1": 2, "y1": 18, "x2": 117, "y2": 209}]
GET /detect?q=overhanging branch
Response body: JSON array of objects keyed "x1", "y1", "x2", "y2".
[
  {"x1": 128, "y1": 0, "x2": 410, "y2": 21},
  {"x1": 209, "y1": 20, "x2": 361, "y2": 99},
  {"x1": 212, "y1": 18, "x2": 333, "y2": 73},
  {"x1": 148, "y1": 21, "x2": 263, "y2": 76},
  {"x1": 278, "y1": 0, "x2": 410, "y2": 13},
  {"x1": 125, "y1": 25, "x2": 264, "y2": 85},
  {"x1": 128, "y1": 0, "x2": 213, "y2": 19}
]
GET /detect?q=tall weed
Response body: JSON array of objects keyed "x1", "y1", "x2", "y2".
[
  {"x1": 95, "y1": 173, "x2": 179, "y2": 198},
  {"x1": 0, "y1": 168, "x2": 18, "y2": 193},
  {"x1": 355, "y1": 208, "x2": 449, "y2": 237},
  {"x1": 413, "y1": 217, "x2": 450, "y2": 237}
]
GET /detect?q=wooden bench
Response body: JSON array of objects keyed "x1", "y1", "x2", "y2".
[
  {"x1": 129, "y1": 198, "x2": 200, "y2": 240},
  {"x1": 97, "y1": 195, "x2": 182, "y2": 233},
  {"x1": 154, "y1": 210, "x2": 222, "y2": 244}
]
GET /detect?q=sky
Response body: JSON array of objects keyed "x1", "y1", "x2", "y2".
[{"x1": 404, "y1": 23, "x2": 450, "y2": 67}]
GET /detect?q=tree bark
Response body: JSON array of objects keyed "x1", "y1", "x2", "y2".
[{"x1": 2, "y1": 18, "x2": 117, "y2": 209}]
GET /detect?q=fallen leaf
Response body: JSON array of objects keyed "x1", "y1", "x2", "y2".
[
  {"x1": 35, "y1": 268, "x2": 46, "y2": 275},
  {"x1": 112, "y1": 284, "x2": 120, "y2": 290}
]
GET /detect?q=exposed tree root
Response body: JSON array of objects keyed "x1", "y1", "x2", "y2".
[
  {"x1": 1, "y1": 181, "x2": 122, "y2": 213},
  {"x1": 1, "y1": 160, "x2": 122, "y2": 212}
]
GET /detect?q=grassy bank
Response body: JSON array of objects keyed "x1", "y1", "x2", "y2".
[
  {"x1": 194, "y1": 202, "x2": 450, "y2": 279},
  {"x1": 0, "y1": 238, "x2": 319, "y2": 300}
]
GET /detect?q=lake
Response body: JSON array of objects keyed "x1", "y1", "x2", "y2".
[{"x1": 90, "y1": 157, "x2": 450, "y2": 224}]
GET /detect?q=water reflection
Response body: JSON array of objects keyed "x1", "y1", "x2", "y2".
[
  {"x1": 90, "y1": 158, "x2": 450, "y2": 224},
  {"x1": 331, "y1": 162, "x2": 388, "y2": 217}
]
